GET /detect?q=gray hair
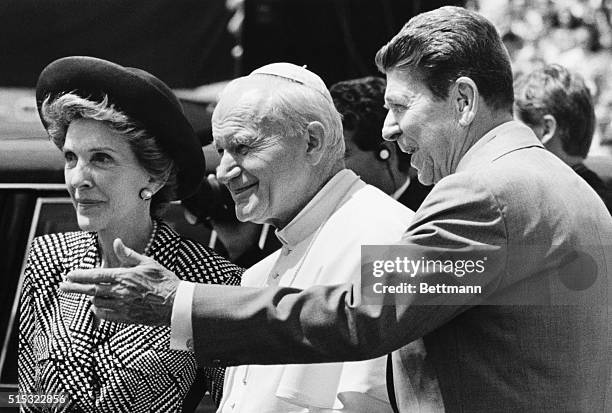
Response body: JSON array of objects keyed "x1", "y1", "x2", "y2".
[
  {"x1": 41, "y1": 93, "x2": 176, "y2": 218},
  {"x1": 217, "y1": 75, "x2": 345, "y2": 172}
]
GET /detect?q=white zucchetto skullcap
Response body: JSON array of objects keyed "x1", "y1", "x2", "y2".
[{"x1": 249, "y1": 62, "x2": 332, "y2": 103}]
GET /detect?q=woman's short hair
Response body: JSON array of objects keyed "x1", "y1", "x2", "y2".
[
  {"x1": 41, "y1": 93, "x2": 177, "y2": 218},
  {"x1": 375, "y1": 6, "x2": 514, "y2": 113},
  {"x1": 514, "y1": 64, "x2": 595, "y2": 158}
]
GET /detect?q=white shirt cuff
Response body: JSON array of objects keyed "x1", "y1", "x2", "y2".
[{"x1": 170, "y1": 280, "x2": 195, "y2": 351}]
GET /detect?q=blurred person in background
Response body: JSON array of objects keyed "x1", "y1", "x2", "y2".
[
  {"x1": 514, "y1": 63, "x2": 612, "y2": 214},
  {"x1": 475, "y1": 0, "x2": 612, "y2": 136},
  {"x1": 18, "y1": 56, "x2": 242, "y2": 412},
  {"x1": 330, "y1": 76, "x2": 432, "y2": 219},
  {"x1": 596, "y1": 87, "x2": 612, "y2": 147},
  {"x1": 555, "y1": 21, "x2": 611, "y2": 98}
]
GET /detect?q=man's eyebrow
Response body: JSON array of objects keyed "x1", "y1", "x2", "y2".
[
  {"x1": 216, "y1": 131, "x2": 260, "y2": 149},
  {"x1": 231, "y1": 132, "x2": 254, "y2": 143},
  {"x1": 384, "y1": 93, "x2": 412, "y2": 105}
]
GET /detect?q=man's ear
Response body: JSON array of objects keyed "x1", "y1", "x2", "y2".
[
  {"x1": 540, "y1": 114, "x2": 557, "y2": 145},
  {"x1": 454, "y1": 77, "x2": 479, "y2": 127},
  {"x1": 305, "y1": 121, "x2": 326, "y2": 165}
]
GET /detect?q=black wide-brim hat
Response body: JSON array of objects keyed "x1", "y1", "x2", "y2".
[{"x1": 36, "y1": 56, "x2": 205, "y2": 200}]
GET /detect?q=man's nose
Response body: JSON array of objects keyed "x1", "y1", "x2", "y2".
[
  {"x1": 216, "y1": 152, "x2": 241, "y2": 185},
  {"x1": 382, "y1": 111, "x2": 402, "y2": 142}
]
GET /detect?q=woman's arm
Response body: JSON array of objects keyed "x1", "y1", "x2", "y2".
[{"x1": 18, "y1": 244, "x2": 42, "y2": 412}]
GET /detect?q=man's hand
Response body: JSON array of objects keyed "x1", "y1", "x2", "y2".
[{"x1": 60, "y1": 238, "x2": 180, "y2": 326}]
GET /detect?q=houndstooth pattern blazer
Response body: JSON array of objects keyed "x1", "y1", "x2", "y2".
[{"x1": 18, "y1": 220, "x2": 243, "y2": 412}]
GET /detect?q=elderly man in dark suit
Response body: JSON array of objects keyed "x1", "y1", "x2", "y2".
[{"x1": 63, "y1": 6, "x2": 612, "y2": 412}]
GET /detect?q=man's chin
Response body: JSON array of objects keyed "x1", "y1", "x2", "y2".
[
  {"x1": 235, "y1": 204, "x2": 263, "y2": 224},
  {"x1": 416, "y1": 168, "x2": 435, "y2": 186}
]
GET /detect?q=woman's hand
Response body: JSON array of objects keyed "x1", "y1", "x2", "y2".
[{"x1": 60, "y1": 239, "x2": 180, "y2": 326}]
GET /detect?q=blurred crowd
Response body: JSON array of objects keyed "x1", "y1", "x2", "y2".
[{"x1": 471, "y1": 0, "x2": 612, "y2": 151}]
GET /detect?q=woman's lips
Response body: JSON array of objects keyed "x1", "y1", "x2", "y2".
[
  {"x1": 75, "y1": 196, "x2": 103, "y2": 205},
  {"x1": 76, "y1": 201, "x2": 103, "y2": 211}
]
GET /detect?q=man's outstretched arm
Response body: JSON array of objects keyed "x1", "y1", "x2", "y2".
[{"x1": 189, "y1": 281, "x2": 457, "y2": 367}]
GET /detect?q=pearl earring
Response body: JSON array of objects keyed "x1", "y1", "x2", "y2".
[{"x1": 139, "y1": 188, "x2": 153, "y2": 200}]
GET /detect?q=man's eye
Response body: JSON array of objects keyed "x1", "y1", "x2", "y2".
[
  {"x1": 63, "y1": 151, "x2": 77, "y2": 166},
  {"x1": 92, "y1": 153, "x2": 113, "y2": 163},
  {"x1": 389, "y1": 103, "x2": 407, "y2": 112},
  {"x1": 235, "y1": 144, "x2": 249, "y2": 155}
]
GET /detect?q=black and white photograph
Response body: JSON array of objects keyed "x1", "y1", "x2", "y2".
[{"x1": 0, "y1": 0, "x2": 610, "y2": 412}]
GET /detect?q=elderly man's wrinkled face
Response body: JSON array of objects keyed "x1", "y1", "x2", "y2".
[
  {"x1": 382, "y1": 69, "x2": 459, "y2": 185},
  {"x1": 213, "y1": 97, "x2": 313, "y2": 228}
]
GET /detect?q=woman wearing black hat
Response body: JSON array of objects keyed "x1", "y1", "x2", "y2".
[{"x1": 18, "y1": 57, "x2": 241, "y2": 412}]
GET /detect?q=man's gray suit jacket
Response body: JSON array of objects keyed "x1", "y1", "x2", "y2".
[{"x1": 191, "y1": 122, "x2": 612, "y2": 412}]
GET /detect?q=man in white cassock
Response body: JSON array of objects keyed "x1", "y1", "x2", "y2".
[{"x1": 205, "y1": 63, "x2": 421, "y2": 412}]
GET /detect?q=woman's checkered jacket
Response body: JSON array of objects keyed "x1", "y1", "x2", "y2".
[{"x1": 18, "y1": 220, "x2": 243, "y2": 412}]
